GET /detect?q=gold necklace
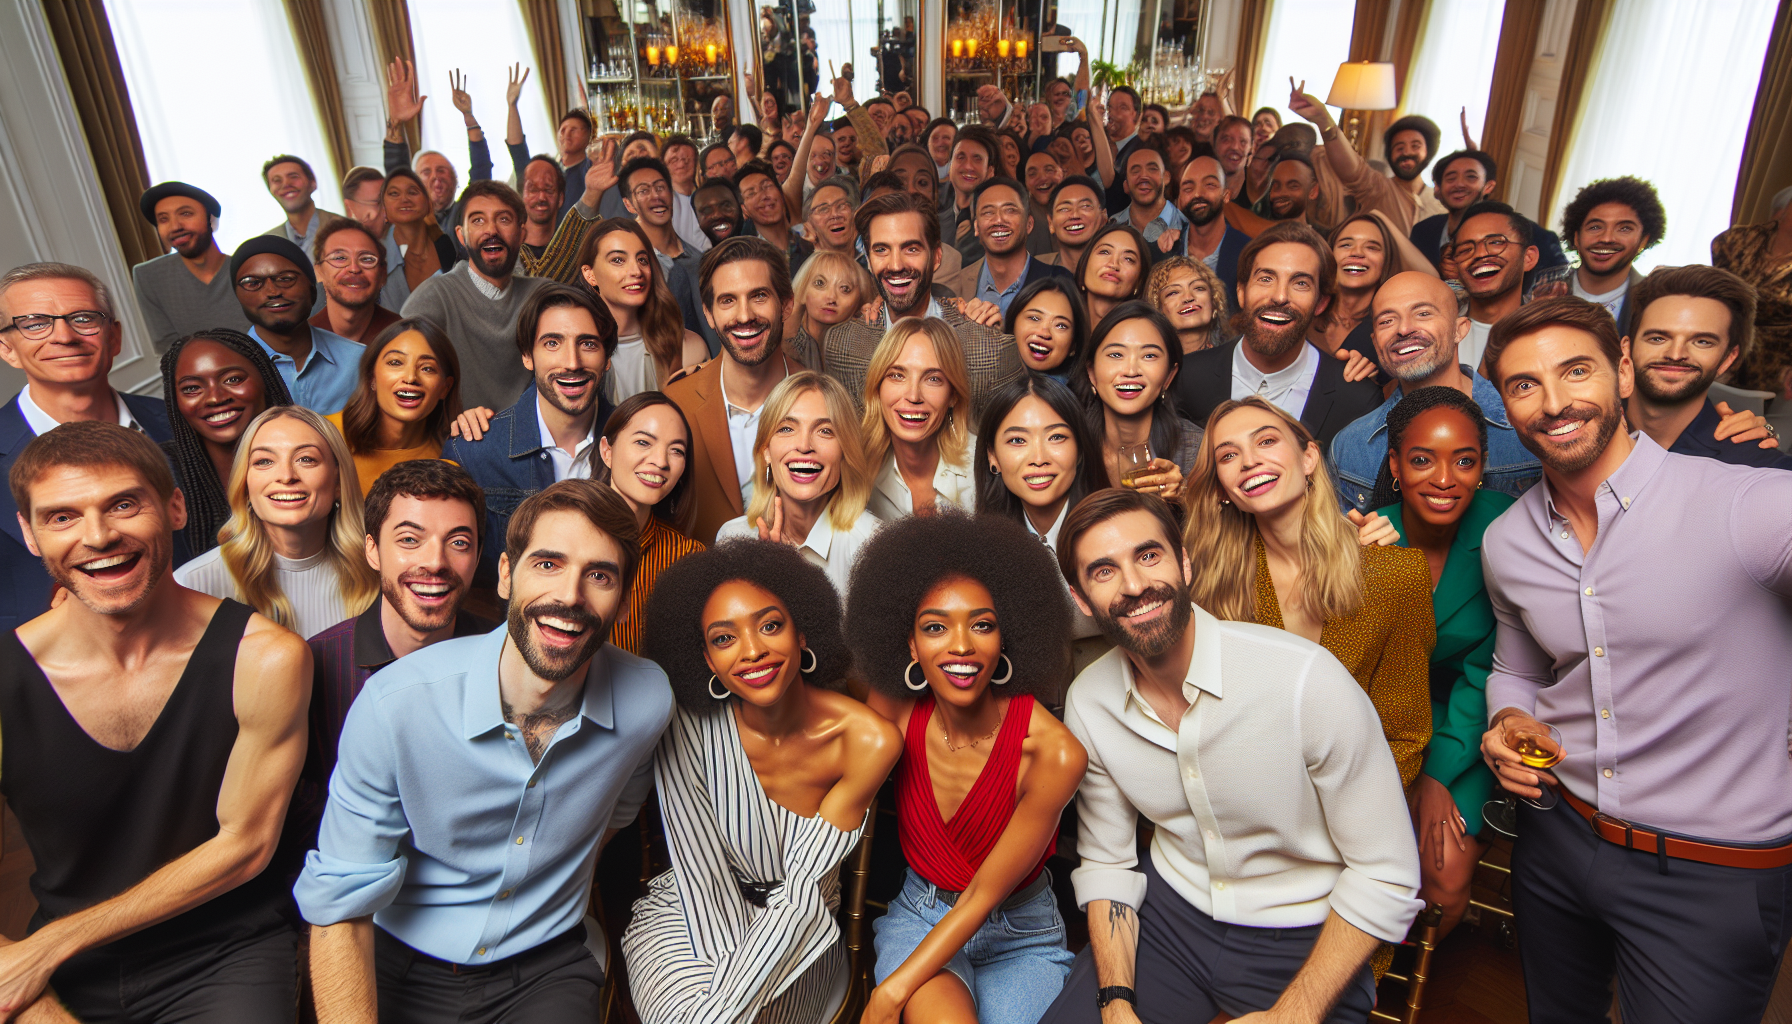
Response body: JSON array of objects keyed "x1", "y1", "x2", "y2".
[{"x1": 941, "y1": 700, "x2": 1006, "y2": 752}]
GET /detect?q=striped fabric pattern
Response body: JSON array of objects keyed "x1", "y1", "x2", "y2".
[
  {"x1": 612, "y1": 517, "x2": 705, "y2": 656},
  {"x1": 622, "y1": 704, "x2": 865, "y2": 1024}
]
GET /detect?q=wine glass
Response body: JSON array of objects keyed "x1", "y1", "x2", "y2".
[
  {"x1": 1118, "y1": 443, "x2": 1154, "y2": 489},
  {"x1": 1481, "y1": 719, "x2": 1564, "y2": 837}
]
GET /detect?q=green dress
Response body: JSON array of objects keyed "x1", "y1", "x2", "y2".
[{"x1": 1381, "y1": 488, "x2": 1517, "y2": 825}]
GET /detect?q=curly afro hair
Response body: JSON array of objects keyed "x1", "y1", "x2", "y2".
[
  {"x1": 1560, "y1": 176, "x2": 1666, "y2": 254},
  {"x1": 641, "y1": 538, "x2": 854, "y2": 712},
  {"x1": 844, "y1": 511, "x2": 1071, "y2": 702}
]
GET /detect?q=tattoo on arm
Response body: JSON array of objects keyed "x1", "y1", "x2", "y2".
[
  {"x1": 1107, "y1": 901, "x2": 1135, "y2": 937},
  {"x1": 502, "y1": 700, "x2": 580, "y2": 764}
]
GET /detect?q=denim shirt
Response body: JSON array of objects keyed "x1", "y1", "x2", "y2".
[{"x1": 1329, "y1": 368, "x2": 1542, "y2": 515}]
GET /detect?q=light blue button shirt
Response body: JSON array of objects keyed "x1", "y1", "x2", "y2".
[
  {"x1": 250, "y1": 325, "x2": 365, "y2": 416},
  {"x1": 976, "y1": 257, "x2": 1032, "y2": 318},
  {"x1": 295, "y1": 628, "x2": 673, "y2": 963},
  {"x1": 1111, "y1": 202, "x2": 1190, "y2": 250}
]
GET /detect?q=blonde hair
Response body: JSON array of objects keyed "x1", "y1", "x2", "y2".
[
  {"x1": 1180, "y1": 396, "x2": 1363, "y2": 623},
  {"x1": 792, "y1": 249, "x2": 874, "y2": 320},
  {"x1": 1145, "y1": 256, "x2": 1228, "y2": 325},
  {"x1": 745, "y1": 371, "x2": 874, "y2": 534},
  {"x1": 858, "y1": 317, "x2": 971, "y2": 469},
  {"x1": 218, "y1": 406, "x2": 379, "y2": 628}
]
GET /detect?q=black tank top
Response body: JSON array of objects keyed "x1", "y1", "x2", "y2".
[{"x1": 0, "y1": 599, "x2": 282, "y2": 952}]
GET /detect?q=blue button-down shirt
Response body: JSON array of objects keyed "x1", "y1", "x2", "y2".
[
  {"x1": 250, "y1": 325, "x2": 365, "y2": 416},
  {"x1": 976, "y1": 256, "x2": 1034, "y2": 318},
  {"x1": 295, "y1": 628, "x2": 673, "y2": 963},
  {"x1": 1329, "y1": 368, "x2": 1542, "y2": 514},
  {"x1": 1111, "y1": 202, "x2": 1189, "y2": 253}
]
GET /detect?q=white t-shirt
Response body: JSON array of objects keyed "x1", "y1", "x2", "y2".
[
  {"x1": 174, "y1": 545, "x2": 352, "y2": 641},
  {"x1": 1464, "y1": 320, "x2": 1494, "y2": 376},
  {"x1": 1572, "y1": 276, "x2": 1629, "y2": 323},
  {"x1": 715, "y1": 508, "x2": 882, "y2": 595},
  {"x1": 605, "y1": 333, "x2": 658, "y2": 406}
]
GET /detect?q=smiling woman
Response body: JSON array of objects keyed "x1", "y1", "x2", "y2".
[
  {"x1": 327, "y1": 319, "x2": 464, "y2": 498},
  {"x1": 577, "y1": 219, "x2": 707, "y2": 402},
  {"x1": 861, "y1": 318, "x2": 977, "y2": 520}
]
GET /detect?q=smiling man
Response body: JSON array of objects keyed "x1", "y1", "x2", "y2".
[
  {"x1": 299, "y1": 479, "x2": 671, "y2": 1024},
  {"x1": 737, "y1": 160, "x2": 812, "y2": 270},
  {"x1": 1328, "y1": 271, "x2": 1542, "y2": 513},
  {"x1": 1041, "y1": 176, "x2": 1106, "y2": 271},
  {"x1": 1176, "y1": 157, "x2": 1250, "y2": 312},
  {"x1": 261, "y1": 154, "x2": 346, "y2": 257},
  {"x1": 132, "y1": 181, "x2": 251, "y2": 352},
  {"x1": 1527, "y1": 176, "x2": 1667, "y2": 330},
  {"x1": 1289, "y1": 83, "x2": 1444, "y2": 234},
  {"x1": 232, "y1": 236, "x2": 364, "y2": 415},
  {"x1": 308, "y1": 220, "x2": 400, "y2": 346},
  {"x1": 666, "y1": 237, "x2": 803, "y2": 544},
  {"x1": 401, "y1": 181, "x2": 545, "y2": 411},
  {"x1": 1478, "y1": 296, "x2": 1792, "y2": 1024},
  {"x1": 941, "y1": 176, "x2": 1071, "y2": 317},
  {"x1": 803, "y1": 175, "x2": 861, "y2": 256},
  {"x1": 1176, "y1": 222, "x2": 1380, "y2": 450},
  {"x1": 692, "y1": 178, "x2": 746, "y2": 246},
  {"x1": 0, "y1": 420, "x2": 310, "y2": 1023},
  {"x1": 1037, "y1": 487, "x2": 1420, "y2": 1024},
  {"x1": 943, "y1": 127, "x2": 1000, "y2": 263},
  {"x1": 1449, "y1": 201, "x2": 1539, "y2": 373},
  {"x1": 442, "y1": 285, "x2": 617, "y2": 586},
  {"x1": 1115, "y1": 145, "x2": 1189, "y2": 265}
]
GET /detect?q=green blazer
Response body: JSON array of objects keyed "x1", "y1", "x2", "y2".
[{"x1": 1382, "y1": 488, "x2": 1517, "y2": 824}]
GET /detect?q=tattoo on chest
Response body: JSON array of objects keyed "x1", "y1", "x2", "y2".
[{"x1": 502, "y1": 700, "x2": 579, "y2": 764}]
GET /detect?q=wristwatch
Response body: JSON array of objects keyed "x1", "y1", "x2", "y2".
[{"x1": 1096, "y1": 986, "x2": 1137, "y2": 1009}]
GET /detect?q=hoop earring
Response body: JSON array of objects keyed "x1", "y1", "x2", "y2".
[
  {"x1": 904, "y1": 660, "x2": 929, "y2": 691},
  {"x1": 708, "y1": 675, "x2": 730, "y2": 700},
  {"x1": 800, "y1": 647, "x2": 818, "y2": 674},
  {"x1": 990, "y1": 654, "x2": 1014, "y2": 685},
  {"x1": 1393, "y1": 478, "x2": 1401, "y2": 492}
]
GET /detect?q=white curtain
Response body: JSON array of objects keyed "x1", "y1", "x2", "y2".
[
  {"x1": 1399, "y1": 0, "x2": 1506, "y2": 152},
  {"x1": 409, "y1": 0, "x2": 555, "y2": 188},
  {"x1": 1552, "y1": 0, "x2": 1777, "y2": 269},
  {"x1": 1252, "y1": 0, "x2": 1355, "y2": 126},
  {"x1": 106, "y1": 0, "x2": 342, "y2": 254},
  {"x1": 1056, "y1": 0, "x2": 1142, "y2": 68}
]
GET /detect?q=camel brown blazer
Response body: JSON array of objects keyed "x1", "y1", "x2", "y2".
[{"x1": 666, "y1": 353, "x2": 808, "y2": 546}]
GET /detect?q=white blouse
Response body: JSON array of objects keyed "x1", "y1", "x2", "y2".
[
  {"x1": 606, "y1": 333, "x2": 659, "y2": 405},
  {"x1": 865, "y1": 440, "x2": 978, "y2": 522},
  {"x1": 174, "y1": 545, "x2": 353, "y2": 640},
  {"x1": 715, "y1": 509, "x2": 883, "y2": 597}
]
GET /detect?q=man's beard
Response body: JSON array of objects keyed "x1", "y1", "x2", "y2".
[
  {"x1": 717, "y1": 316, "x2": 783, "y2": 366},
  {"x1": 1519, "y1": 398, "x2": 1625, "y2": 474},
  {"x1": 1090, "y1": 580, "x2": 1191, "y2": 658},
  {"x1": 535, "y1": 364, "x2": 599, "y2": 417},
  {"x1": 879, "y1": 262, "x2": 935, "y2": 317},
  {"x1": 1182, "y1": 197, "x2": 1221, "y2": 227},
  {"x1": 702, "y1": 216, "x2": 744, "y2": 245},
  {"x1": 1131, "y1": 180, "x2": 1162, "y2": 209},
  {"x1": 48, "y1": 540, "x2": 167, "y2": 616},
  {"x1": 381, "y1": 565, "x2": 466, "y2": 634},
  {"x1": 324, "y1": 275, "x2": 377, "y2": 311},
  {"x1": 1235, "y1": 300, "x2": 1317, "y2": 363},
  {"x1": 1636, "y1": 359, "x2": 1722, "y2": 406},
  {"x1": 468, "y1": 233, "x2": 520, "y2": 279},
  {"x1": 167, "y1": 228, "x2": 215, "y2": 260},
  {"x1": 1385, "y1": 331, "x2": 1455, "y2": 384},
  {"x1": 507, "y1": 597, "x2": 607, "y2": 682},
  {"x1": 1391, "y1": 155, "x2": 1423, "y2": 182},
  {"x1": 245, "y1": 302, "x2": 308, "y2": 335},
  {"x1": 1270, "y1": 195, "x2": 1306, "y2": 221}
]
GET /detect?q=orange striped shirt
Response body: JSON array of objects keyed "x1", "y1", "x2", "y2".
[{"x1": 612, "y1": 516, "x2": 705, "y2": 656}]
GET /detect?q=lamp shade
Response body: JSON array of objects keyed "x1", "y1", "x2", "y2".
[{"x1": 1326, "y1": 61, "x2": 1397, "y2": 110}]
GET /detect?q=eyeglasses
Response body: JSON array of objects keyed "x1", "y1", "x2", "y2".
[
  {"x1": 236, "y1": 271, "x2": 306, "y2": 292},
  {"x1": 2, "y1": 310, "x2": 110, "y2": 341},
  {"x1": 810, "y1": 199, "x2": 854, "y2": 218},
  {"x1": 1447, "y1": 235, "x2": 1513, "y2": 262},
  {"x1": 321, "y1": 251, "x2": 383, "y2": 270},
  {"x1": 630, "y1": 181, "x2": 672, "y2": 202}
]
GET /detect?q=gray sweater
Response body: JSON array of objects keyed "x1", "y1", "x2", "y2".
[
  {"x1": 400, "y1": 263, "x2": 545, "y2": 411},
  {"x1": 131, "y1": 252, "x2": 251, "y2": 354}
]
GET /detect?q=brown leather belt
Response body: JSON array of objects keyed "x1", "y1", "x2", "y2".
[{"x1": 1562, "y1": 788, "x2": 1792, "y2": 870}]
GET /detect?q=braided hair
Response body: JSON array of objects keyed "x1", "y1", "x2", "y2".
[
  {"x1": 158, "y1": 329, "x2": 293, "y2": 556},
  {"x1": 1367, "y1": 386, "x2": 1489, "y2": 511}
]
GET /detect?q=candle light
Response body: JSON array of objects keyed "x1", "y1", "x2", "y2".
[
  {"x1": 951, "y1": 38, "x2": 963, "y2": 57},
  {"x1": 1017, "y1": 38, "x2": 1028, "y2": 59},
  {"x1": 966, "y1": 38, "x2": 978, "y2": 58},
  {"x1": 706, "y1": 43, "x2": 717, "y2": 64},
  {"x1": 997, "y1": 38, "x2": 1010, "y2": 57},
  {"x1": 667, "y1": 45, "x2": 679, "y2": 64},
  {"x1": 647, "y1": 45, "x2": 660, "y2": 66}
]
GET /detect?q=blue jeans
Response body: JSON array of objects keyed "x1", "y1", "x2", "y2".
[{"x1": 873, "y1": 869, "x2": 1075, "y2": 1024}]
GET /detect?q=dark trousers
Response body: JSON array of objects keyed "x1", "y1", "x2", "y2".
[
  {"x1": 1038, "y1": 857, "x2": 1375, "y2": 1024},
  {"x1": 1513, "y1": 800, "x2": 1792, "y2": 1024},
  {"x1": 373, "y1": 924, "x2": 603, "y2": 1024},
  {"x1": 51, "y1": 919, "x2": 297, "y2": 1024}
]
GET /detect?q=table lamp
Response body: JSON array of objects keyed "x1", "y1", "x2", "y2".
[{"x1": 1325, "y1": 61, "x2": 1396, "y2": 149}]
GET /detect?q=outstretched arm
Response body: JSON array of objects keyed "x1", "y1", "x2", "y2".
[
  {"x1": 1087, "y1": 88, "x2": 1115, "y2": 187},
  {"x1": 0, "y1": 621, "x2": 310, "y2": 1017},
  {"x1": 782, "y1": 92, "x2": 832, "y2": 223},
  {"x1": 1288, "y1": 78, "x2": 1368, "y2": 187},
  {"x1": 451, "y1": 69, "x2": 493, "y2": 182},
  {"x1": 383, "y1": 58, "x2": 424, "y2": 169},
  {"x1": 505, "y1": 64, "x2": 532, "y2": 182}
]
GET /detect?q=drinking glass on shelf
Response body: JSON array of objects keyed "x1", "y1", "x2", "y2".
[
  {"x1": 1481, "y1": 719, "x2": 1564, "y2": 837},
  {"x1": 1118, "y1": 443, "x2": 1154, "y2": 489}
]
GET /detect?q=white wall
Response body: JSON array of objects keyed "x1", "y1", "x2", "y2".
[{"x1": 0, "y1": 0, "x2": 159, "y2": 404}]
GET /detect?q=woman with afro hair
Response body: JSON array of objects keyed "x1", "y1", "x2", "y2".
[
  {"x1": 845, "y1": 511, "x2": 1086, "y2": 1024},
  {"x1": 626, "y1": 539, "x2": 900, "y2": 1024}
]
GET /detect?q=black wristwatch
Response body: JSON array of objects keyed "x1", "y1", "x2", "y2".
[{"x1": 1097, "y1": 986, "x2": 1136, "y2": 1009}]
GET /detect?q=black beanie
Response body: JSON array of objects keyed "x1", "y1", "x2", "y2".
[{"x1": 228, "y1": 236, "x2": 317, "y2": 292}]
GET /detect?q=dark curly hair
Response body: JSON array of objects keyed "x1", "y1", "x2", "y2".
[
  {"x1": 844, "y1": 511, "x2": 1071, "y2": 702},
  {"x1": 1368, "y1": 386, "x2": 1490, "y2": 510},
  {"x1": 641, "y1": 538, "x2": 853, "y2": 712},
  {"x1": 1559, "y1": 176, "x2": 1666, "y2": 255}
]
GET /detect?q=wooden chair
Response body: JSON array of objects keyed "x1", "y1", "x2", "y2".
[
  {"x1": 1370, "y1": 904, "x2": 1445, "y2": 1023},
  {"x1": 826, "y1": 796, "x2": 880, "y2": 1024},
  {"x1": 1469, "y1": 837, "x2": 1517, "y2": 950}
]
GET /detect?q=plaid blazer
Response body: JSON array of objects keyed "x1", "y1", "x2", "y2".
[{"x1": 820, "y1": 297, "x2": 1023, "y2": 422}]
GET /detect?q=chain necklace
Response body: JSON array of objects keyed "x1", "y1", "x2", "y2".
[{"x1": 941, "y1": 699, "x2": 1006, "y2": 752}]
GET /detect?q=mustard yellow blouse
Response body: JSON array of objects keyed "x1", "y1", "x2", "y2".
[
  {"x1": 1252, "y1": 539, "x2": 1436, "y2": 787},
  {"x1": 324, "y1": 412, "x2": 445, "y2": 497}
]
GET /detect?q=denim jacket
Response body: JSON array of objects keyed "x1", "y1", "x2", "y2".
[
  {"x1": 1329, "y1": 369, "x2": 1542, "y2": 515},
  {"x1": 441, "y1": 385, "x2": 616, "y2": 586}
]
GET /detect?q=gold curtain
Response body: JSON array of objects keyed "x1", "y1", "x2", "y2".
[
  {"x1": 1233, "y1": 0, "x2": 1272, "y2": 117},
  {"x1": 1480, "y1": 0, "x2": 1546, "y2": 203},
  {"x1": 1538, "y1": 0, "x2": 1610, "y2": 229},
  {"x1": 519, "y1": 0, "x2": 571, "y2": 121},
  {"x1": 282, "y1": 0, "x2": 354, "y2": 184},
  {"x1": 1733, "y1": 0, "x2": 1792, "y2": 225},
  {"x1": 365, "y1": 0, "x2": 418, "y2": 150},
  {"x1": 39, "y1": 0, "x2": 162, "y2": 268},
  {"x1": 1341, "y1": 0, "x2": 1391, "y2": 155}
]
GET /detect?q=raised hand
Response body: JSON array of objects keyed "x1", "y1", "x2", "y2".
[
  {"x1": 755, "y1": 496, "x2": 793, "y2": 546},
  {"x1": 1287, "y1": 77, "x2": 1325, "y2": 124},
  {"x1": 1347, "y1": 508, "x2": 1399, "y2": 547},
  {"x1": 386, "y1": 58, "x2": 424, "y2": 123},
  {"x1": 587, "y1": 137, "x2": 619, "y2": 195},
  {"x1": 449, "y1": 68, "x2": 473, "y2": 117},
  {"x1": 1335, "y1": 346, "x2": 1378, "y2": 383},
  {"x1": 830, "y1": 63, "x2": 854, "y2": 109},
  {"x1": 867, "y1": 154, "x2": 890, "y2": 175},
  {"x1": 808, "y1": 91, "x2": 833, "y2": 130},
  {"x1": 507, "y1": 63, "x2": 531, "y2": 107},
  {"x1": 1459, "y1": 106, "x2": 1479, "y2": 151}
]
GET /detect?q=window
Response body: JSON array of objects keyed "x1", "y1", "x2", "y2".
[
  {"x1": 1399, "y1": 0, "x2": 1506, "y2": 155},
  {"x1": 409, "y1": 0, "x2": 555, "y2": 189},
  {"x1": 1552, "y1": 0, "x2": 1777, "y2": 270},
  {"x1": 1057, "y1": 0, "x2": 1143, "y2": 68},
  {"x1": 1252, "y1": 0, "x2": 1354, "y2": 126},
  {"x1": 107, "y1": 0, "x2": 342, "y2": 253}
]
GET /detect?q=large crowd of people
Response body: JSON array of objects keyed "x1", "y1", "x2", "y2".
[{"x1": 0, "y1": 36, "x2": 1788, "y2": 1024}]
